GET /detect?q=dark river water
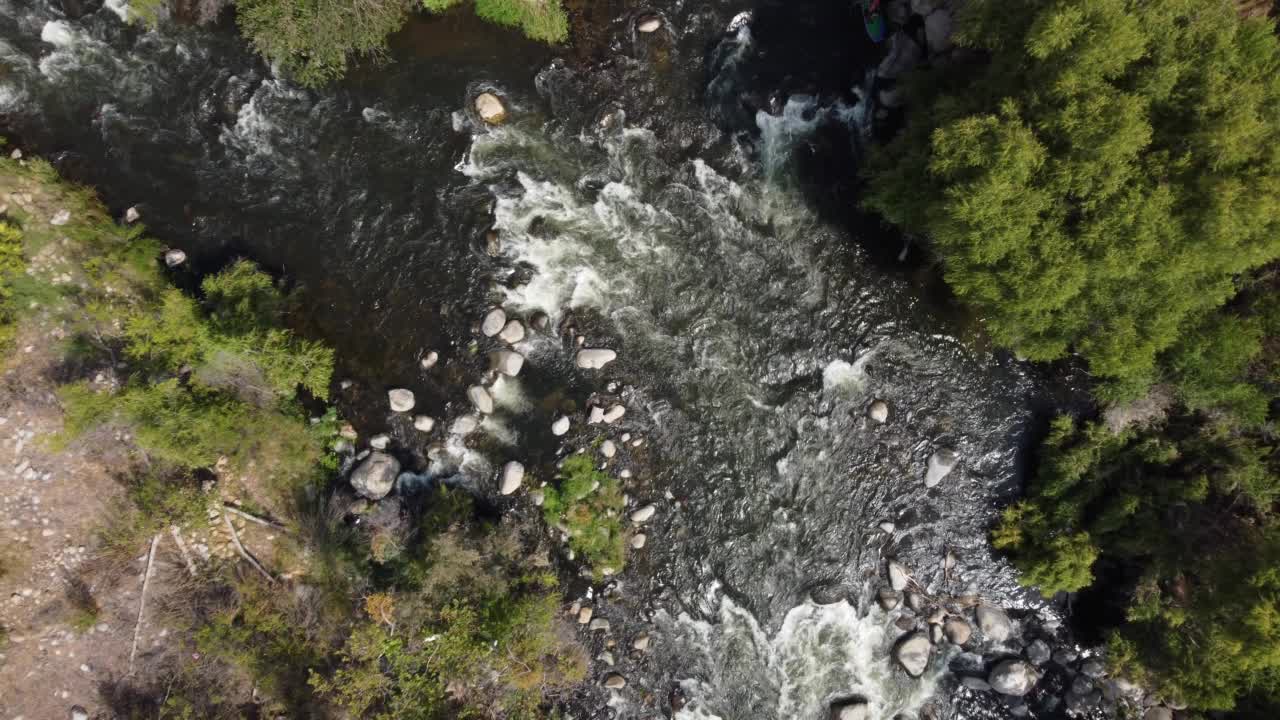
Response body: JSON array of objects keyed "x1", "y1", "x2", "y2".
[{"x1": 1, "y1": 2, "x2": 1066, "y2": 717}]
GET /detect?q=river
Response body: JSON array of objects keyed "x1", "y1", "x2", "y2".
[{"x1": 1, "y1": 2, "x2": 1058, "y2": 718}]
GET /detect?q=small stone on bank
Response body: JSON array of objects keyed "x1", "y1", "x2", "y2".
[
  {"x1": 894, "y1": 632, "x2": 931, "y2": 677},
  {"x1": 888, "y1": 560, "x2": 910, "y2": 591},
  {"x1": 630, "y1": 533, "x2": 646, "y2": 549},
  {"x1": 125, "y1": 206, "x2": 140, "y2": 223},
  {"x1": 601, "y1": 440, "x2": 617, "y2": 458},
  {"x1": 164, "y1": 249, "x2": 187, "y2": 267},
  {"x1": 603, "y1": 673, "x2": 627, "y2": 689},
  {"x1": 602, "y1": 405, "x2": 626, "y2": 423},
  {"x1": 50, "y1": 209, "x2": 71, "y2": 226},
  {"x1": 630, "y1": 504, "x2": 656, "y2": 523},
  {"x1": 413, "y1": 415, "x2": 436, "y2": 432},
  {"x1": 868, "y1": 399, "x2": 889, "y2": 423},
  {"x1": 490, "y1": 349, "x2": 524, "y2": 377}
]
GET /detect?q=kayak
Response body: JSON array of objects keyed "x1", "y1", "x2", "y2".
[{"x1": 863, "y1": 0, "x2": 888, "y2": 43}]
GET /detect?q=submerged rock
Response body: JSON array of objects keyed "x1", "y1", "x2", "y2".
[
  {"x1": 894, "y1": 632, "x2": 931, "y2": 677},
  {"x1": 576, "y1": 348, "x2": 617, "y2": 369},
  {"x1": 468, "y1": 385, "x2": 494, "y2": 414},
  {"x1": 867, "y1": 400, "x2": 889, "y2": 423},
  {"x1": 500, "y1": 461, "x2": 524, "y2": 495},
  {"x1": 452, "y1": 415, "x2": 480, "y2": 435},
  {"x1": 830, "y1": 698, "x2": 869, "y2": 720},
  {"x1": 888, "y1": 560, "x2": 911, "y2": 591},
  {"x1": 475, "y1": 92, "x2": 507, "y2": 125},
  {"x1": 976, "y1": 604, "x2": 1013, "y2": 643},
  {"x1": 989, "y1": 660, "x2": 1037, "y2": 696},
  {"x1": 1026, "y1": 638, "x2": 1051, "y2": 665},
  {"x1": 388, "y1": 388, "x2": 415, "y2": 413},
  {"x1": 603, "y1": 673, "x2": 627, "y2": 689},
  {"x1": 481, "y1": 308, "x2": 506, "y2": 337},
  {"x1": 350, "y1": 452, "x2": 400, "y2": 500},
  {"x1": 925, "y1": 448, "x2": 959, "y2": 487},
  {"x1": 944, "y1": 618, "x2": 972, "y2": 645}
]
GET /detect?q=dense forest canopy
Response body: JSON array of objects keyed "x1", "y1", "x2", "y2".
[
  {"x1": 870, "y1": 0, "x2": 1280, "y2": 712},
  {"x1": 867, "y1": 0, "x2": 1280, "y2": 402}
]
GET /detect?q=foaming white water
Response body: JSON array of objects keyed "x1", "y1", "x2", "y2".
[
  {"x1": 103, "y1": 0, "x2": 131, "y2": 22},
  {"x1": 662, "y1": 587, "x2": 944, "y2": 720},
  {"x1": 822, "y1": 359, "x2": 866, "y2": 395}
]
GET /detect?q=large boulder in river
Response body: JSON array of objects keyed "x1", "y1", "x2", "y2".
[
  {"x1": 350, "y1": 452, "x2": 400, "y2": 500},
  {"x1": 894, "y1": 632, "x2": 932, "y2": 677},
  {"x1": 475, "y1": 92, "x2": 507, "y2": 125},
  {"x1": 976, "y1": 604, "x2": 1014, "y2": 643},
  {"x1": 943, "y1": 618, "x2": 972, "y2": 645},
  {"x1": 481, "y1": 308, "x2": 506, "y2": 337},
  {"x1": 925, "y1": 448, "x2": 959, "y2": 487},
  {"x1": 468, "y1": 385, "x2": 494, "y2": 414},
  {"x1": 490, "y1": 349, "x2": 524, "y2": 377},
  {"x1": 988, "y1": 659, "x2": 1037, "y2": 696}
]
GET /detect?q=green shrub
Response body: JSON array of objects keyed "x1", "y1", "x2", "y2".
[
  {"x1": 424, "y1": 0, "x2": 568, "y2": 43},
  {"x1": 541, "y1": 454, "x2": 626, "y2": 576},
  {"x1": 0, "y1": 219, "x2": 25, "y2": 348},
  {"x1": 235, "y1": 0, "x2": 410, "y2": 87}
]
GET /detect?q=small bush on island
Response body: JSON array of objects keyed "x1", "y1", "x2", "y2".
[{"x1": 541, "y1": 453, "x2": 627, "y2": 577}]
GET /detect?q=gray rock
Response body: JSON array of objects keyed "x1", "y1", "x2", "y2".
[
  {"x1": 50, "y1": 209, "x2": 71, "y2": 226},
  {"x1": 603, "y1": 672, "x2": 627, "y2": 689},
  {"x1": 530, "y1": 311, "x2": 549, "y2": 331},
  {"x1": 1026, "y1": 639, "x2": 1051, "y2": 665},
  {"x1": 490, "y1": 349, "x2": 524, "y2": 377},
  {"x1": 630, "y1": 504, "x2": 656, "y2": 523},
  {"x1": 388, "y1": 388, "x2": 415, "y2": 413},
  {"x1": 481, "y1": 308, "x2": 506, "y2": 337},
  {"x1": 878, "y1": 32, "x2": 924, "y2": 80},
  {"x1": 867, "y1": 400, "x2": 889, "y2": 423},
  {"x1": 498, "y1": 319, "x2": 525, "y2": 344},
  {"x1": 633, "y1": 633, "x2": 650, "y2": 651},
  {"x1": 637, "y1": 15, "x2": 661, "y2": 33},
  {"x1": 877, "y1": 588, "x2": 901, "y2": 611},
  {"x1": 1072, "y1": 675, "x2": 1094, "y2": 696},
  {"x1": 1052, "y1": 649, "x2": 1078, "y2": 666},
  {"x1": 500, "y1": 461, "x2": 524, "y2": 495},
  {"x1": 976, "y1": 604, "x2": 1013, "y2": 643},
  {"x1": 589, "y1": 618, "x2": 611, "y2": 632},
  {"x1": 1081, "y1": 659, "x2": 1106, "y2": 678},
  {"x1": 70, "y1": 707, "x2": 89, "y2": 720},
  {"x1": 888, "y1": 560, "x2": 911, "y2": 591},
  {"x1": 894, "y1": 632, "x2": 932, "y2": 677},
  {"x1": 350, "y1": 452, "x2": 400, "y2": 500},
  {"x1": 552, "y1": 416, "x2": 571, "y2": 436},
  {"x1": 989, "y1": 660, "x2": 1037, "y2": 696},
  {"x1": 830, "y1": 699, "x2": 868, "y2": 720},
  {"x1": 577, "y1": 606, "x2": 593, "y2": 624},
  {"x1": 413, "y1": 415, "x2": 436, "y2": 432},
  {"x1": 601, "y1": 439, "x2": 617, "y2": 458},
  {"x1": 879, "y1": 521, "x2": 896, "y2": 534},
  {"x1": 960, "y1": 676, "x2": 991, "y2": 691},
  {"x1": 164, "y1": 249, "x2": 187, "y2": 267},
  {"x1": 925, "y1": 448, "x2": 959, "y2": 487},
  {"x1": 125, "y1": 206, "x2": 140, "y2": 224},
  {"x1": 602, "y1": 404, "x2": 626, "y2": 423},
  {"x1": 576, "y1": 348, "x2": 617, "y2": 369},
  {"x1": 1143, "y1": 708, "x2": 1173, "y2": 720},
  {"x1": 944, "y1": 618, "x2": 972, "y2": 645},
  {"x1": 905, "y1": 591, "x2": 925, "y2": 612},
  {"x1": 924, "y1": 9, "x2": 954, "y2": 55},
  {"x1": 369, "y1": 434, "x2": 390, "y2": 450},
  {"x1": 930, "y1": 623, "x2": 944, "y2": 644},
  {"x1": 467, "y1": 385, "x2": 494, "y2": 414},
  {"x1": 630, "y1": 533, "x2": 647, "y2": 549},
  {"x1": 1066, "y1": 689, "x2": 1101, "y2": 714},
  {"x1": 475, "y1": 93, "x2": 507, "y2": 125}
]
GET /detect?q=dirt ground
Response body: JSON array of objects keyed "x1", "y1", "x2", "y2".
[{"x1": 0, "y1": 161, "x2": 284, "y2": 720}]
